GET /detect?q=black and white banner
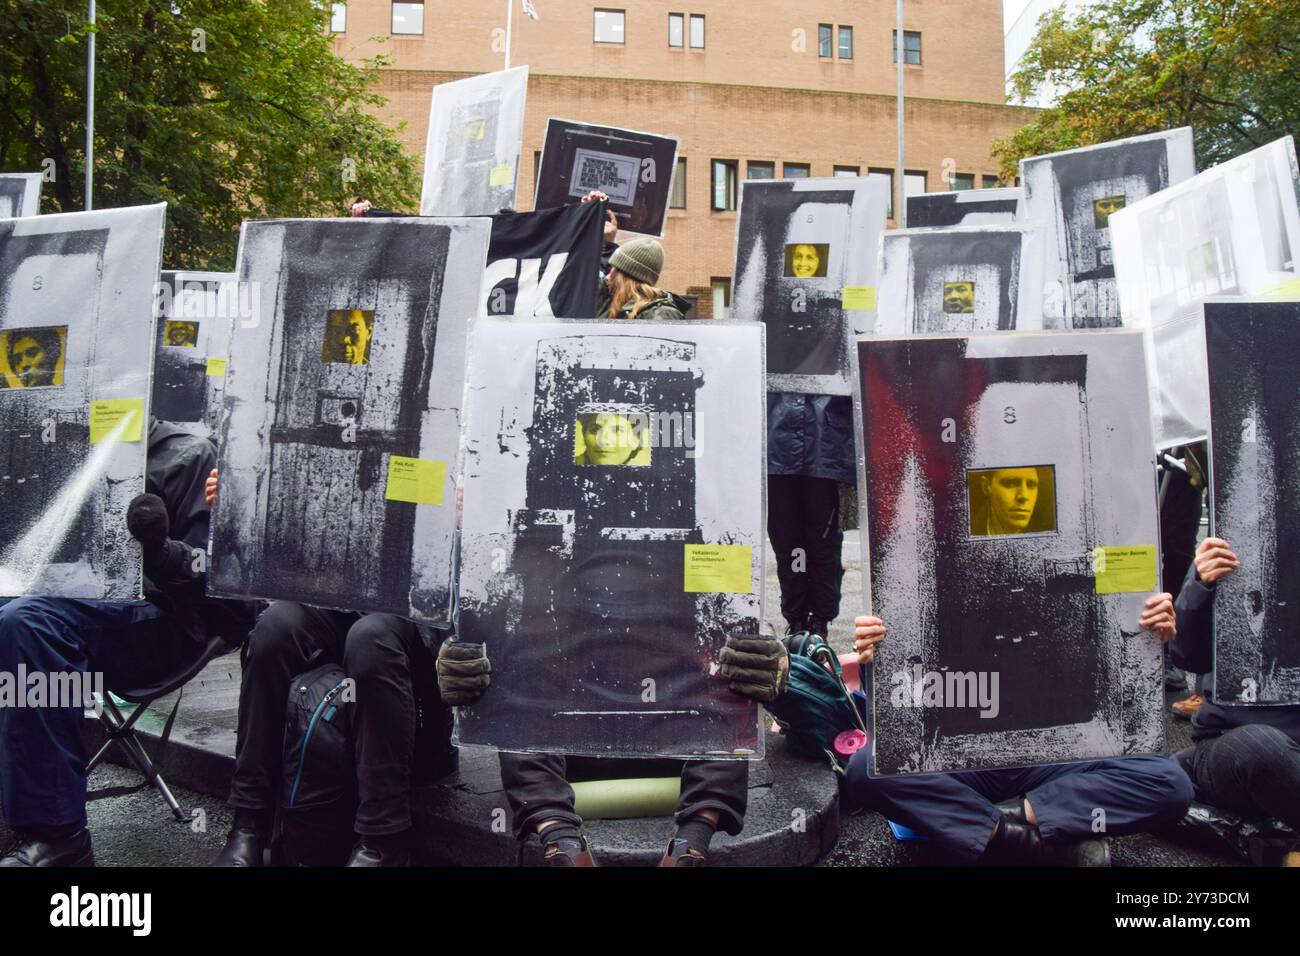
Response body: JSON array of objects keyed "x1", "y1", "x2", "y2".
[{"x1": 484, "y1": 200, "x2": 606, "y2": 318}]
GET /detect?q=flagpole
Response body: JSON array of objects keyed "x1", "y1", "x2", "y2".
[
  {"x1": 85, "y1": 0, "x2": 96, "y2": 211},
  {"x1": 505, "y1": 0, "x2": 513, "y2": 70},
  {"x1": 895, "y1": 0, "x2": 905, "y2": 228}
]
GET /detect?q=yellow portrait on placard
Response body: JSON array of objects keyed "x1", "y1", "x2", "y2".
[
  {"x1": 0, "y1": 326, "x2": 68, "y2": 389},
  {"x1": 574, "y1": 411, "x2": 651, "y2": 467}
]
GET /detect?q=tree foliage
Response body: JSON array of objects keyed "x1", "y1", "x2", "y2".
[
  {"x1": 993, "y1": 0, "x2": 1300, "y2": 180},
  {"x1": 0, "y1": 1, "x2": 420, "y2": 269}
]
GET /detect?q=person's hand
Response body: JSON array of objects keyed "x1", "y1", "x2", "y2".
[
  {"x1": 1194, "y1": 537, "x2": 1240, "y2": 585},
  {"x1": 578, "y1": 190, "x2": 608, "y2": 204},
  {"x1": 350, "y1": 199, "x2": 372, "y2": 217},
  {"x1": 1139, "y1": 592, "x2": 1176, "y2": 643},
  {"x1": 719, "y1": 634, "x2": 789, "y2": 702},
  {"x1": 127, "y1": 493, "x2": 170, "y2": 556},
  {"x1": 205, "y1": 468, "x2": 219, "y2": 508},
  {"x1": 854, "y1": 615, "x2": 886, "y2": 664},
  {"x1": 436, "y1": 641, "x2": 491, "y2": 705}
]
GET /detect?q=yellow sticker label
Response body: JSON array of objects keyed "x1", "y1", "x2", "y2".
[
  {"x1": 841, "y1": 286, "x2": 877, "y2": 311},
  {"x1": 1093, "y1": 545, "x2": 1157, "y2": 595},
  {"x1": 489, "y1": 164, "x2": 514, "y2": 187},
  {"x1": 89, "y1": 398, "x2": 145, "y2": 444},
  {"x1": 384, "y1": 456, "x2": 446, "y2": 506},
  {"x1": 1262, "y1": 276, "x2": 1300, "y2": 299},
  {"x1": 206, "y1": 357, "x2": 228, "y2": 378},
  {"x1": 684, "y1": 544, "x2": 753, "y2": 594}
]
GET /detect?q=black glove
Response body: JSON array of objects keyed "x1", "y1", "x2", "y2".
[
  {"x1": 436, "y1": 641, "x2": 491, "y2": 706},
  {"x1": 127, "y1": 493, "x2": 170, "y2": 557},
  {"x1": 719, "y1": 635, "x2": 790, "y2": 703}
]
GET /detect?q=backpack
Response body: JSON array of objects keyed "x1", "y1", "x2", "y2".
[
  {"x1": 271, "y1": 663, "x2": 358, "y2": 867},
  {"x1": 764, "y1": 631, "x2": 868, "y2": 771}
]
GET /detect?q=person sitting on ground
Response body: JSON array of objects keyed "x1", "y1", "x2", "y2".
[
  {"x1": 842, "y1": 597, "x2": 1194, "y2": 866},
  {"x1": 1169, "y1": 536, "x2": 1300, "y2": 866},
  {"x1": 203, "y1": 470, "x2": 457, "y2": 868},
  {"x1": 0, "y1": 421, "x2": 257, "y2": 867}
]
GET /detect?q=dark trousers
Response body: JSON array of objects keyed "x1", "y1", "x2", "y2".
[
  {"x1": 498, "y1": 751, "x2": 749, "y2": 840},
  {"x1": 1182, "y1": 725, "x2": 1300, "y2": 830},
  {"x1": 0, "y1": 596, "x2": 199, "y2": 830},
  {"x1": 844, "y1": 753, "x2": 1193, "y2": 862},
  {"x1": 228, "y1": 602, "x2": 445, "y2": 836},
  {"x1": 767, "y1": 474, "x2": 844, "y2": 627}
]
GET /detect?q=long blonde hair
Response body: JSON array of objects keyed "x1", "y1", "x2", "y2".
[{"x1": 607, "y1": 269, "x2": 663, "y2": 319}]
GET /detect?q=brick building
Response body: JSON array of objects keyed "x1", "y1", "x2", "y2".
[{"x1": 329, "y1": 1, "x2": 1038, "y2": 315}]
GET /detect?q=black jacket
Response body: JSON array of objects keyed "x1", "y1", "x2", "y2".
[
  {"x1": 144, "y1": 421, "x2": 258, "y2": 646},
  {"x1": 1171, "y1": 561, "x2": 1299, "y2": 743},
  {"x1": 766, "y1": 393, "x2": 855, "y2": 484}
]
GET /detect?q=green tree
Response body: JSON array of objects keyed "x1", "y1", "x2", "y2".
[
  {"x1": 993, "y1": 0, "x2": 1300, "y2": 180},
  {"x1": 0, "y1": 1, "x2": 420, "y2": 269}
]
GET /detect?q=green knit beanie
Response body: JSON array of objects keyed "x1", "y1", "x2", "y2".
[{"x1": 609, "y1": 237, "x2": 665, "y2": 286}]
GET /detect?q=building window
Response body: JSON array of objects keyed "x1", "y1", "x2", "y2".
[
  {"x1": 670, "y1": 158, "x2": 687, "y2": 209},
  {"x1": 838, "y1": 25, "x2": 853, "y2": 60},
  {"x1": 892, "y1": 30, "x2": 922, "y2": 65},
  {"x1": 783, "y1": 163, "x2": 810, "y2": 179},
  {"x1": 668, "y1": 13, "x2": 683, "y2": 47},
  {"x1": 594, "y1": 9, "x2": 625, "y2": 44},
  {"x1": 951, "y1": 173, "x2": 975, "y2": 191},
  {"x1": 904, "y1": 170, "x2": 928, "y2": 198},
  {"x1": 689, "y1": 14, "x2": 705, "y2": 48},
  {"x1": 712, "y1": 160, "x2": 738, "y2": 211},
  {"x1": 711, "y1": 278, "x2": 731, "y2": 320},
  {"x1": 868, "y1": 167, "x2": 894, "y2": 218},
  {"x1": 330, "y1": 2, "x2": 346, "y2": 32},
  {"x1": 818, "y1": 24, "x2": 832, "y2": 58},
  {"x1": 834, "y1": 165, "x2": 860, "y2": 177},
  {"x1": 982, "y1": 175, "x2": 1003, "y2": 189},
  {"x1": 747, "y1": 161, "x2": 774, "y2": 180},
  {"x1": 391, "y1": 2, "x2": 423, "y2": 35}
]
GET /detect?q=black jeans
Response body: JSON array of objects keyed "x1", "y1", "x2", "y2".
[
  {"x1": 1185, "y1": 724, "x2": 1300, "y2": 830},
  {"x1": 767, "y1": 474, "x2": 844, "y2": 627},
  {"x1": 498, "y1": 751, "x2": 749, "y2": 840},
  {"x1": 228, "y1": 602, "x2": 450, "y2": 836}
]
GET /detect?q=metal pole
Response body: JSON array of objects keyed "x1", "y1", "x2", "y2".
[
  {"x1": 895, "y1": 0, "x2": 905, "y2": 227},
  {"x1": 505, "y1": 0, "x2": 513, "y2": 70},
  {"x1": 85, "y1": 0, "x2": 96, "y2": 210}
]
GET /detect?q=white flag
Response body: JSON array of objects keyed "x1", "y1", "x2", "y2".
[{"x1": 521, "y1": 0, "x2": 539, "y2": 20}]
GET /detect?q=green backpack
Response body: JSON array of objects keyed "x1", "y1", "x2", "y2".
[{"x1": 764, "y1": 631, "x2": 869, "y2": 771}]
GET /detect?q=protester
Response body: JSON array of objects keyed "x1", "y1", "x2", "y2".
[
  {"x1": 0, "y1": 421, "x2": 256, "y2": 867},
  {"x1": 580, "y1": 189, "x2": 691, "y2": 321},
  {"x1": 843, "y1": 597, "x2": 1195, "y2": 866},
  {"x1": 1170, "y1": 536, "x2": 1300, "y2": 865},
  {"x1": 204, "y1": 471, "x2": 456, "y2": 868}
]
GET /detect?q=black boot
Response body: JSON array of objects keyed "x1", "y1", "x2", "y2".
[
  {"x1": 806, "y1": 617, "x2": 830, "y2": 638},
  {"x1": 984, "y1": 812, "x2": 1109, "y2": 867},
  {"x1": 0, "y1": 829, "x2": 94, "y2": 868},
  {"x1": 346, "y1": 832, "x2": 412, "y2": 867},
  {"x1": 211, "y1": 827, "x2": 266, "y2": 867}
]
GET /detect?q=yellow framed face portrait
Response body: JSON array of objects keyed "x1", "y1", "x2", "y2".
[
  {"x1": 967, "y1": 465, "x2": 1057, "y2": 537},
  {"x1": 574, "y1": 409, "x2": 651, "y2": 467},
  {"x1": 0, "y1": 326, "x2": 68, "y2": 389},
  {"x1": 321, "y1": 309, "x2": 374, "y2": 365}
]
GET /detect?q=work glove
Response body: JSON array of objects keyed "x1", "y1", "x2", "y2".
[
  {"x1": 436, "y1": 640, "x2": 491, "y2": 706},
  {"x1": 719, "y1": 634, "x2": 789, "y2": 703},
  {"x1": 126, "y1": 493, "x2": 170, "y2": 558}
]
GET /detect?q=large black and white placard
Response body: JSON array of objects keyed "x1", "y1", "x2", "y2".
[
  {"x1": 1205, "y1": 299, "x2": 1300, "y2": 705},
  {"x1": 0, "y1": 204, "x2": 166, "y2": 599},
  {"x1": 1111, "y1": 136, "x2": 1300, "y2": 448},
  {"x1": 420, "y1": 67, "x2": 528, "y2": 217},
  {"x1": 1021, "y1": 128, "x2": 1195, "y2": 330},
  {"x1": 873, "y1": 225, "x2": 1045, "y2": 337},
  {"x1": 209, "y1": 217, "x2": 490, "y2": 622},
  {"x1": 858, "y1": 331, "x2": 1163, "y2": 774},
  {"x1": 151, "y1": 271, "x2": 241, "y2": 436},
  {"x1": 534, "y1": 119, "x2": 678, "y2": 237},
  {"x1": 732, "y1": 176, "x2": 888, "y2": 394},
  {"x1": 0, "y1": 174, "x2": 42, "y2": 219},
  {"x1": 454, "y1": 316, "x2": 765, "y2": 758}
]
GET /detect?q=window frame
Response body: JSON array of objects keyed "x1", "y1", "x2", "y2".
[
  {"x1": 783, "y1": 162, "x2": 811, "y2": 180},
  {"x1": 391, "y1": 1, "x2": 424, "y2": 36},
  {"x1": 951, "y1": 172, "x2": 975, "y2": 191},
  {"x1": 330, "y1": 2, "x2": 347, "y2": 33},
  {"x1": 669, "y1": 157, "x2": 688, "y2": 209},
  {"x1": 833, "y1": 165, "x2": 860, "y2": 178},
  {"x1": 867, "y1": 166, "x2": 894, "y2": 219},
  {"x1": 668, "y1": 12, "x2": 683, "y2": 48},
  {"x1": 838, "y1": 24, "x2": 853, "y2": 60},
  {"x1": 710, "y1": 277, "x2": 732, "y2": 320},
  {"x1": 594, "y1": 8, "x2": 626, "y2": 45},
  {"x1": 746, "y1": 161, "x2": 775, "y2": 180},
  {"x1": 711, "y1": 159, "x2": 739, "y2": 212},
  {"x1": 892, "y1": 29, "x2": 922, "y2": 65},
  {"x1": 818, "y1": 23, "x2": 833, "y2": 58},
  {"x1": 689, "y1": 13, "x2": 705, "y2": 49}
]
